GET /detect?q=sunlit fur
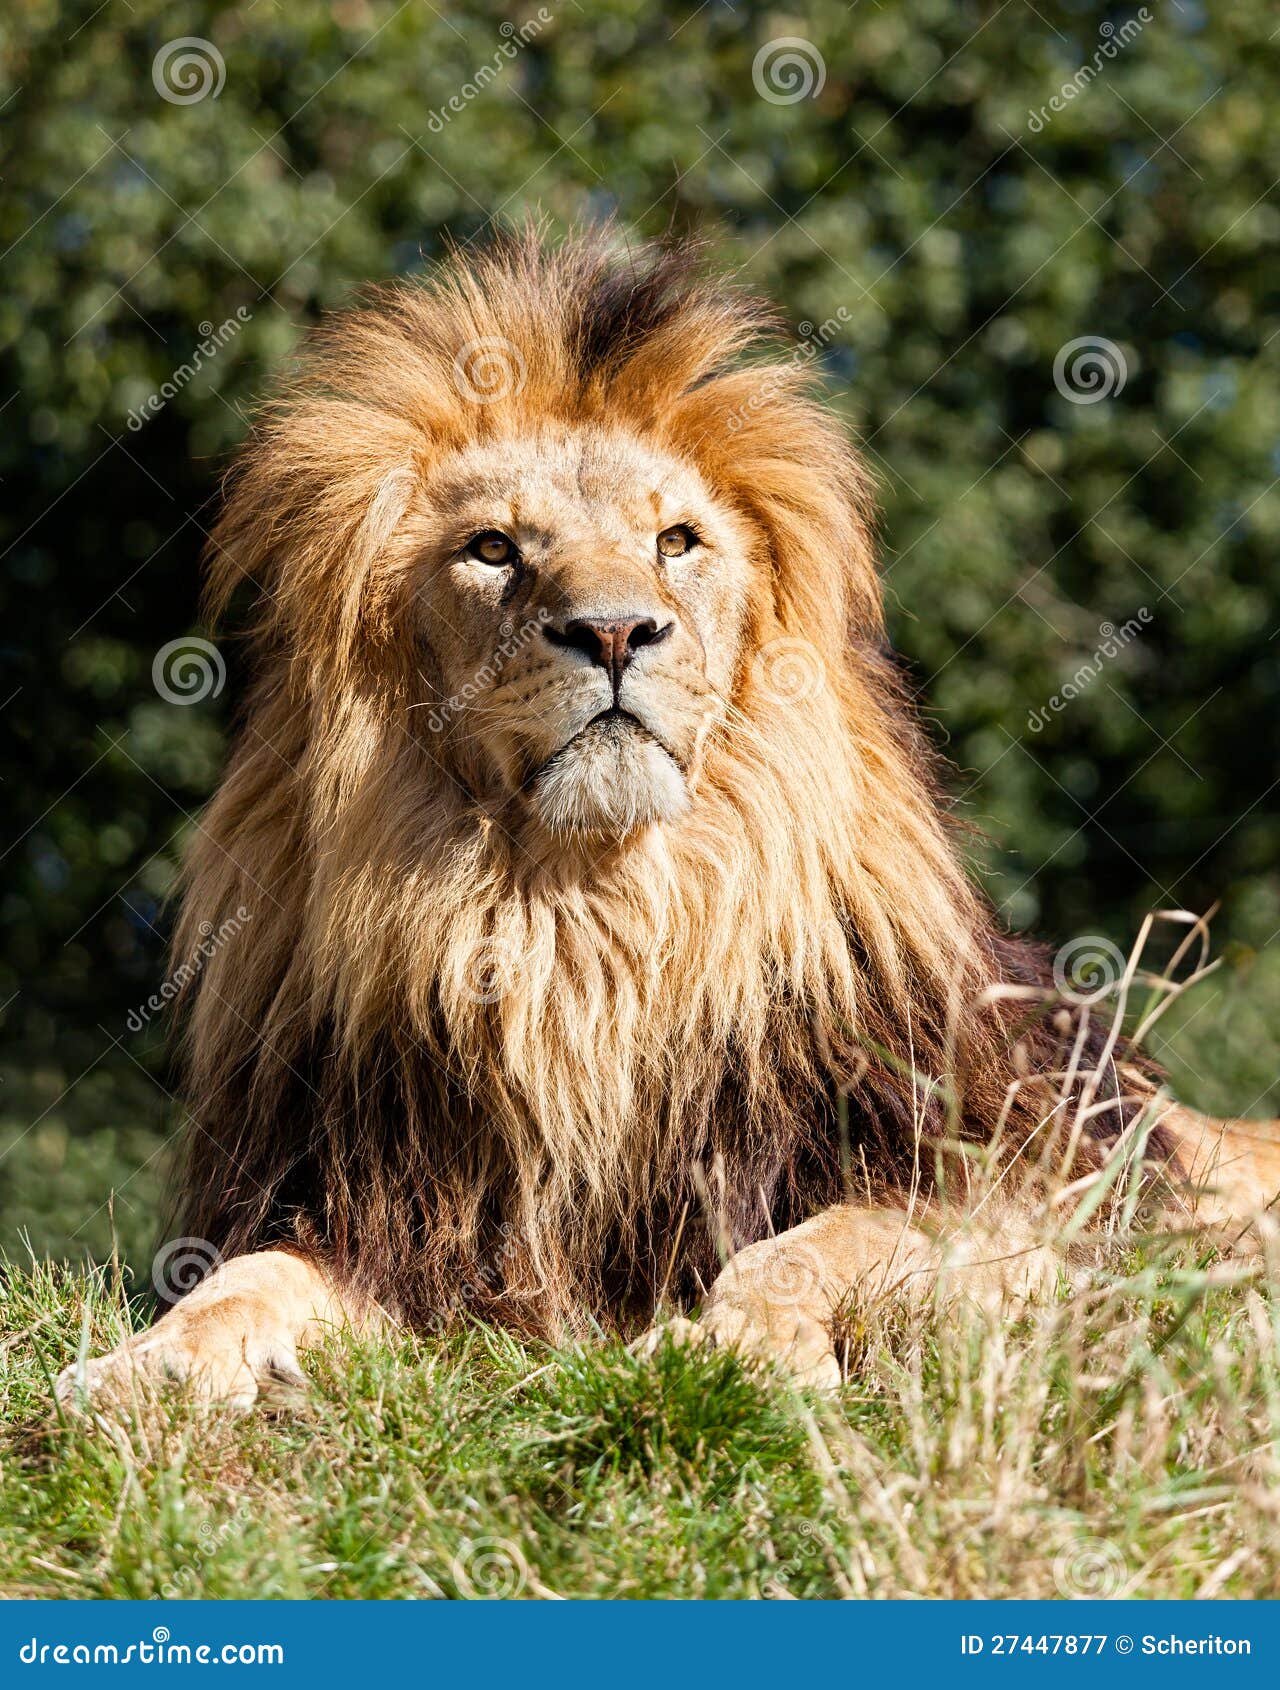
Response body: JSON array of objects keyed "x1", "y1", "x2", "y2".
[{"x1": 172, "y1": 229, "x2": 1141, "y2": 1337}]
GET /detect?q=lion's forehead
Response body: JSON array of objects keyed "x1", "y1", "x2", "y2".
[{"x1": 429, "y1": 429, "x2": 709, "y2": 537}]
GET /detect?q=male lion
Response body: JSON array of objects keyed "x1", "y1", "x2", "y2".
[{"x1": 60, "y1": 232, "x2": 1279, "y2": 1408}]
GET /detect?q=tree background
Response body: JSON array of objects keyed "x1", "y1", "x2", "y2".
[{"x1": 2, "y1": 0, "x2": 1277, "y2": 1268}]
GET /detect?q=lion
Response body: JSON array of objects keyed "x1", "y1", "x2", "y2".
[{"x1": 58, "y1": 230, "x2": 1280, "y2": 1410}]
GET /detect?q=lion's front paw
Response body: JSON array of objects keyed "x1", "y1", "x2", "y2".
[
  {"x1": 635, "y1": 1305, "x2": 841, "y2": 1391},
  {"x1": 55, "y1": 1301, "x2": 307, "y2": 1415},
  {"x1": 631, "y1": 1313, "x2": 704, "y2": 1359}
]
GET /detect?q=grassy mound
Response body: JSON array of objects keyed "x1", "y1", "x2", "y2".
[{"x1": 3, "y1": 1237, "x2": 1278, "y2": 1600}]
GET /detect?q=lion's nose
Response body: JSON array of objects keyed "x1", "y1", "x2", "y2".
[{"x1": 544, "y1": 615, "x2": 671, "y2": 691}]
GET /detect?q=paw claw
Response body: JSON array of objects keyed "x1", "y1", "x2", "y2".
[
  {"x1": 634, "y1": 1306, "x2": 841, "y2": 1390},
  {"x1": 53, "y1": 1315, "x2": 305, "y2": 1414},
  {"x1": 631, "y1": 1314, "x2": 712, "y2": 1361}
]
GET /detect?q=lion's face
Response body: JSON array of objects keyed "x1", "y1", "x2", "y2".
[{"x1": 414, "y1": 427, "x2": 757, "y2": 839}]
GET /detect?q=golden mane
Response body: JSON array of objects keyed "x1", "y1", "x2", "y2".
[{"x1": 171, "y1": 229, "x2": 1133, "y2": 1336}]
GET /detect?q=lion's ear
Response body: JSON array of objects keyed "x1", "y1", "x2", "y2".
[{"x1": 203, "y1": 401, "x2": 420, "y2": 675}]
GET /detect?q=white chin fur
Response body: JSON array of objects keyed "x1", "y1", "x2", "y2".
[{"x1": 530, "y1": 720, "x2": 689, "y2": 837}]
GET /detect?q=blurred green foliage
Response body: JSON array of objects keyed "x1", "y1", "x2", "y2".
[{"x1": 2, "y1": 0, "x2": 1278, "y2": 1262}]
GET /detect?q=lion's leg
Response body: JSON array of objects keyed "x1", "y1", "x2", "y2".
[
  {"x1": 1158, "y1": 1103, "x2": 1280, "y2": 1235},
  {"x1": 56, "y1": 1250, "x2": 370, "y2": 1412},
  {"x1": 644, "y1": 1203, "x2": 1056, "y2": 1390}
]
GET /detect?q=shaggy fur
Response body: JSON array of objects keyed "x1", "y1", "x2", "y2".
[{"x1": 171, "y1": 230, "x2": 1151, "y2": 1338}]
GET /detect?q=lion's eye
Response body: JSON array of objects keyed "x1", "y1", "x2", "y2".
[
  {"x1": 467, "y1": 530, "x2": 518, "y2": 567},
  {"x1": 657, "y1": 524, "x2": 697, "y2": 559}
]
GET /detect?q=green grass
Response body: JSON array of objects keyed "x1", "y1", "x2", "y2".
[{"x1": 4, "y1": 1237, "x2": 1280, "y2": 1600}]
